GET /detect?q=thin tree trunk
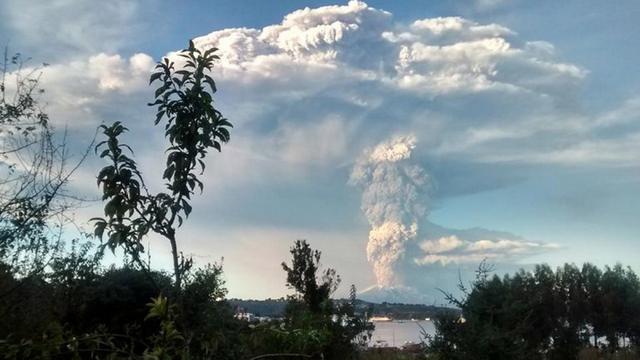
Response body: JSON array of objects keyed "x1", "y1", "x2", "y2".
[
  {"x1": 168, "y1": 232, "x2": 190, "y2": 357},
  {"x1": 169, "y1": 233, "x2": 181, "y2": 293}
]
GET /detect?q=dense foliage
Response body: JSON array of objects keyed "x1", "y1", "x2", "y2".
[{"x1": 428, "y1": 262, "x2": 640, "y2": 360}]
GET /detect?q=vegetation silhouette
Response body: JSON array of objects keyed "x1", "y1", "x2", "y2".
[{"x1": 427, "y1": 261, "x2": 640, "y2": 360}]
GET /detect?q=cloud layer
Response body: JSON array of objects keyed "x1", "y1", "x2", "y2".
[
  {"x1": 181, "y1": 0, "x2": 639, "y2": 177},
  {"x1": 417, "y1": 236, "x2": 560, "y2": 265}
]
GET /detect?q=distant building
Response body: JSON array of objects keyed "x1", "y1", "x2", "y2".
[
  {"x1": 400, "y1": 342, "x2": 425, "y2": 353},
  {"x1": 235, "y1": 312, "x2": 256, "y2": 322},
  {"x1": 370, "y1": 316, "x2": 392, "y2": 322}
]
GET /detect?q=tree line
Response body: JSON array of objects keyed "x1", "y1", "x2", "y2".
[
  {"x1": 0, "y1": 239, "x2": 372, "y2": 359},
  {"x1": 428, "y1": 261, "x2": 640, "y2": 360}
]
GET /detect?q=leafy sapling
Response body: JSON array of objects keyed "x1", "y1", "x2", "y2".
[{"x1": 92, "y1": 40, "x2": 232, "y2": 315}]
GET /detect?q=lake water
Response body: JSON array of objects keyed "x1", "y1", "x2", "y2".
[{"x1": 369, "y1": 320, "x2": 436, "y2": 347}]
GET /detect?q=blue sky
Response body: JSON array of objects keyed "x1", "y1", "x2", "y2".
[{"x1": 2, "y1": 0, "x2": 639, "y2": 303}]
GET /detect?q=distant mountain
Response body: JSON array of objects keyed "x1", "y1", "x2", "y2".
[{"x1": 359, "y1": 285, "x2": 433, "y2": 305}]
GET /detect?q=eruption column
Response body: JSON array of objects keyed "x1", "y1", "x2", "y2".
[{"x1": 349, "y1": 135, "x2": 432, "y2": 286}]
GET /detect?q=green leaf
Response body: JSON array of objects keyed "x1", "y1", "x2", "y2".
[
  {"x1": 219, "y1": 118, "x2": 233, "y2": 128},
  {"x1": 202, "y1": 91, "x2": 212, "y2": 104},
  {"x1": 204, "y1": 75, "x2": 217, "y2": 93},
  {"x1": 163, "y1": 165, "x2": 175, "y2": 180},
  {"x1": 149, "y1": 72, "x2": 162, "y2": 85},
  {"x1": 104, "y1": 200, "x2": 117, "y2": 218},
  {"x1": 155, "y1": 84, "x2": 167, "y2": 98},
  {"x1": 96, "y1": 166, "x2": 112, "y2": 184},
  {"x1": 183, "y1": 201, "x2": 192, "y2": 217},
  {"x1": 93, "y1": 221, "x2": 107, "y2": 240},
  {"x1": 203, "y1": 47, "x2": 218, "y2": 57},
  {"x1": 218, "y1": 127, "x2": 230, "y2": 142},
  {"x1": 94, "y1": 140, "x2": 107, "y2": 152},
  {"x1": 155, "y1": 110, "x2": 165, "y2": 125}
]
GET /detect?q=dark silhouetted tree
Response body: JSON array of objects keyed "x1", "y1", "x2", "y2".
[
  {"x1": 281, "y1": 239, "x2": 340, "y2": 314},
  {"x1": 0, "y1": 49, "x2": 88, "y2": 281},
  {"x1": 429, "y1": 262, "x2": 640, "y2": 360}
]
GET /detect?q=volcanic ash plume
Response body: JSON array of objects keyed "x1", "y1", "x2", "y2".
[{"x1": 349, "y1": 136, "x2": 432, "y2": 286}]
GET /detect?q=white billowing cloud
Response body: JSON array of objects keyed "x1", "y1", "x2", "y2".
[
  {"x1": 36, "y1": 53, "x2": 154, "y2": 130},
  {"x1": 38, "y1": 0, "x2": 639, "y2": 176},
  {"x1": 390, "y1": 26, "x2": 584, "y2": 95},
  {"x1": 417, "y1": 235, "x2": 560, "y2": 265},
  {"x1": 45, "y1": 53, "x2": 154, "y2": 93},
  {"x1": 257, "y1": 1, "x2": 392, "y2": 63},
  {"x1": 192, "y1": 1, "x2": 584, "y2": 98},
  {"x1": 177, "y1": 0, "x2": 640, "y2": 175},
  {"x1": 87, "y1": 53, "x2": 155, "y2": 92}
]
